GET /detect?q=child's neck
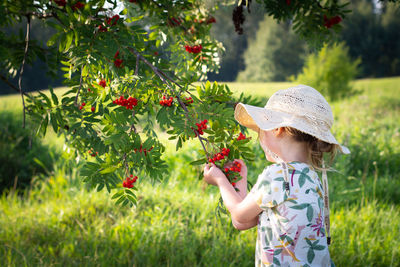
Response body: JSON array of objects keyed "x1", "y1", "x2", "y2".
[{"x1": 275, "y1": 138, "x2": 309, "y2": 164}]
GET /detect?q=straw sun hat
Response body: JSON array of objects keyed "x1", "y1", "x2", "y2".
[{"x1": 234, "y1": 84, "x2": 350, "y2": 154}]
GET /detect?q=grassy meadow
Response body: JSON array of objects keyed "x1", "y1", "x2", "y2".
[{"x1": 0, "y1": 78, "x2": 400, "y2": 266}]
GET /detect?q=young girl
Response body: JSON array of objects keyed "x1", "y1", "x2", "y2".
[{"x1": 203, "y1": 85, "x2": 349, "y2": 267}]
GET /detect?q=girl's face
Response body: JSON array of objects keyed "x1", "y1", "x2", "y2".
[{"x1": 258, "y1": 129, "x2": 281, "y2": 163}]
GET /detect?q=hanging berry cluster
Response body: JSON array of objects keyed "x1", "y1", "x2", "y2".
[
  {"x1": 193, "y1": 119, "x2": 207, "y2": 137},
  {"x1": 194, "y1": 17, "x2": 216, "y2": 24},
  {"x1": 185, "y1": 44, "x2": 203, "y2": 54},
  {"x1": 106, "y1": 15, "x2": 120, "y2": 26},
  {"x1": 133, "y1": 144, "x2": 154, "y2": 156},
  {"x1": 71, "y1": 1, "x2": 84, "y2": 10},
  {"x1": 88, "y1": 148, "x2": 98, "y2": 157},
  {"x1": 323, "y1": 15, "x2": 342, "y2": 28},
  {"x1": 53, "y1": 0, "x2": 66, "y2": 7},
  {"x1": 99, "y1": 79, "x2": 106, "y2": 88},
  {"x1": 113, "y1": 50, "x2": 123, "y2": 68},
  {"x1": 208, "y1": 147, "x2": 230, "y2": 163},
  {"x1": 160, "y1": 95, "x2": 174, "y2": 106},
  {"x1": 113, "y1": 96, "x2": 138, "y2": 110},
  {"x1": 224, "y1": 161, "x2": 242, "y2": 187},
  {"x1": 183, "y1": 97, "x2": 194, "y2": 105},
  {"x1": 122, "y1": 175, "x2": 138, "y2": 188},
  {"x1": 79, "y1": 102, "x2": 86, "y2": 110},
  {"x1": 237, "y1": 132, "x2": 246, "y2": 140},
  {"x1": 167, "y1": 17, "x2": 182, "y2": 27}
]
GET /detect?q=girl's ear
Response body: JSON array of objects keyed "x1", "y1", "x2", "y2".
[{"x1": 275, "y1": 127, "x2": 285, "y2": 137}]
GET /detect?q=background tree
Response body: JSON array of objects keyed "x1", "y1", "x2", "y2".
[
  {"x1": 207, "y1": 1, "x2": 264, "y2": 81},
  {"x1": 236, "y1": 15, "x2": 307, "y2": 82},
  {"x1": 340, "y1": 0, "x2": 400, "y2": 78},
  {"x1": 292, "y1": 42, "x2": 360, "y2": 101}
]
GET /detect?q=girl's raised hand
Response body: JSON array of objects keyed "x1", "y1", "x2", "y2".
[{"x1": 203, "y1": 163, "x2": 226, "y2": 186}]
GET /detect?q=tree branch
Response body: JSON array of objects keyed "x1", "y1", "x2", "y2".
[
  {"x1": 0, "y1": 73, "x2": 28, "y2": 96},
  {"x1": 74, "y1": 67, "x2": 84, "y2": 107},
  {"x1": 127, "y1": 47, "x2": 210, "y2": 159},
  {"x1": 18, "y1": 15, "x2": 31, "y2": 128},
  {"x1": 135, "y1": 54, "x2": 139, "y2": 76}
]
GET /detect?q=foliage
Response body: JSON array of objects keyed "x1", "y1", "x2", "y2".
[
  {"x1": 207, "y1": 1, "x2": 265, "y2": 82},
  {"x1": 1, "y1": 77, "x2": 400, "y2": 265},
  {"x1": 0, "y1": 111, "x2": 57, "y2": 193},
  {"x1": 292, "y1": 42, "x2": 360, "y2": 101},
  {"x1": 237, "y1": 15, "x2": 307, "y2": 82},
  {"x1": 1, "y1": 0, "x2": 398, "y2": 208},
  {"x1": 340, "y1": 0, "x2": 400, "y2": 78},
  {"x1": 255, "y1": 0, "x2": 352, "y2": 47}
]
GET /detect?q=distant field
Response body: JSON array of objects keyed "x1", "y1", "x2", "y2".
[{"x1": 1, "y1": 77, "x2": 400, "y2": 266}]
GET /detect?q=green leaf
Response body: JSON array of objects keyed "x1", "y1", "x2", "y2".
[
  {"x1": 190, "y1": 158, "x2": 206, "y2": 166},
  {"x1": 176, "y1": 136, "x2": 182, "y2": 151},
  {"x1": 100, "y1": 166, "x2": 118, "y2": 174},
  {"x1": 46, "y1": 32, "x2": 60, "y2": 47},
  {"x1": 50, "y1": 112, "x2": 58, "y2": 132},
  {"x1": 111, "y1": 190, "x2": 124, "y2": 199},
  {"x1": 49, "y1": 86, "x2": 58, "y2": 105}
]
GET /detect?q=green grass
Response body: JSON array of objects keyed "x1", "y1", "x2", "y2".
[{"x1": 1, "y1": 78, "x2": 400, "y2": 266}]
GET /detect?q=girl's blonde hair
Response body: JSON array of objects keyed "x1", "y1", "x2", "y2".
[
  {"x1": 284, "y1": 127, "x2": 340, "y2": 171},
  {"x1": 258, "y1": 127, "x2": 340, "y2": 171}
]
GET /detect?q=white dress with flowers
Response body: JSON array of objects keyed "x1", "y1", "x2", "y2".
[{"x1": 249, "y1": 162, "x2": 335, "y2": 267}]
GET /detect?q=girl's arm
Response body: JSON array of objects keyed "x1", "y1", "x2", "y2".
[
  {"x1": 231, "y1": 168, "x2": 259, "y2": 230},
  {"x1": 204, "y1": 162, "x2": 263, "y2": 224}
]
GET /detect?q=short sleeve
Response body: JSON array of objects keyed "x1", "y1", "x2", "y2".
[{"x1": 249, "y1": 164, "x2": 287, "y2": 210}]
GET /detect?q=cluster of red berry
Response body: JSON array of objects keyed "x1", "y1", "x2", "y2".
[
  {"x1": 193, "y1": 119, "x2": 208, "y2": 137},
  {"x1": 323, "y1": 15, "x2": 342, "y2": 29},
  {"x1": 79, "y1": 102, "x2": 86, "y2": 110},
  {"x1": 79, "y1": 102, "x2": 96, "y2": 112},
  {"x1": 209, "y1": 147, "x2": 230, "y2": 163},
  {"x1": 160, "y1": 95, "x2": 174, "y2": 106},
  {"x1": 99, "y1": 79, "x2": 107, "y2": 88},
  {"x1": 167, "y1": 17, "x2": 182, "y2": 27},
  {"x1": 185, "y1": 45, "x2": 203, "y2": 54},
  {"x1": 88, "y1": 148, "x2": 98, "y2": 157},
  {"x1": 224, "y1": 161, "x2": 242, "y2": 187},
  {"x1": 53, "y1": 0, "x2": 66, "y2": 7},
  {"x1": 237, "y1": 132, "x2": 246, "y2": 140},
  {"x1": 113, "y1": 51, "x2": 123, "y2": 68},
  {"x1": 129, "y1": 0, "x2": 137, "y2": 3},
  {"x1": 98, "y1": 24, "x2": 108, "y2": 32},
  {"x1": 113, "y1": 96, "x2": 138, "y2": 110},
  {"x1": 183, "y1": 97, "x2": 194, "y2": 105},
  {"x1": 71, "y1": 1, "x2": 84, "y2": 10},
  {"x1": 133, "y1": 145, "x2": 154, "y2": 156},
  {"x1": 123, "y1": 175, "x2": 138, "y2": 188},
  {"x1": 194, "y1": 17, "x2": 216, "y2": 24},
  {"x1": 106, "y1": 15, "x2": 120, "y2": 26},
  {"x1": 53, "y1": 0, "x2": 84, "y2": 9}
]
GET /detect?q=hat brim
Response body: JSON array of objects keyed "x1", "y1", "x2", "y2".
[{"x1": 234, "y1": 103, "x2": 350, "y2": 154}]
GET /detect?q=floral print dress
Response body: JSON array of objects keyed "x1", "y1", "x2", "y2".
[{"x1": 250, "y1": 162, "x2": 335, "y2": 267}]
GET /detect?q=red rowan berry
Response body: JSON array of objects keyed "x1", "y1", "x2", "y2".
[
  {"x1": 72, "y1": 1, "x2": 84, "y2": 11},
  {"x1": 99, "y1": 79, "x2": 106, "y2": 88}
]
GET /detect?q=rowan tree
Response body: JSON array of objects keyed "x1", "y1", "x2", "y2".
[{"x1": 1, "y1": 0, "x2": 398, "y2": 206}]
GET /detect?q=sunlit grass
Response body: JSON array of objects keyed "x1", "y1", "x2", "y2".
[{"x1": 1, "y1": 77, "x2": 400, "y2": 266}]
